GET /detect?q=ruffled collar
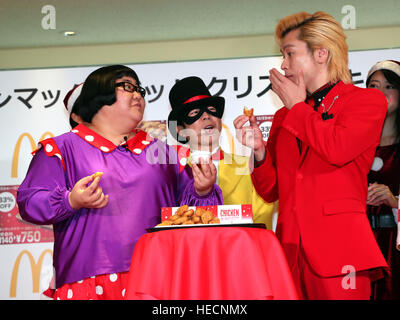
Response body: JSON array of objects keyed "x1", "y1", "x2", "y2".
[{"x1": 71, "y1": 123, "x2": 153, "y2": 155}]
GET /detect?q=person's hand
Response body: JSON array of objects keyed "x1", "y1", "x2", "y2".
[
  {"x1": 367, "y1": 182, "x2": 398, "y2": 208},
  {"x1": 233, "y1": 114, "x2": 265, "y2": 161},
  {"x1": 68, "y1": 174, "x2": 109, "y2": 210},
  {"x1": 192, "y1": 159, "x2": 217, "y2": 196},
  {"x1": 269, "y1": 68, "x2": 307, "y2": 110}
]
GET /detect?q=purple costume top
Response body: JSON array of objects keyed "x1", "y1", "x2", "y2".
[{"x1": 17, "y1": 124, "x2": 223, "y2": 288}]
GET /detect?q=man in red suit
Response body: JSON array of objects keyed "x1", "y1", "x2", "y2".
[{"x1": 234, "y1": 11, "x2": 389, "y2": 299}]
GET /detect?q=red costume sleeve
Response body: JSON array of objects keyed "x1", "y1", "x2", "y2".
[
  {"x1": 282, "y1": 88, "x2": 387, "y2": 167},
  {"x1": 250, "y1": 110, "x2": 284, "y2": 203}
]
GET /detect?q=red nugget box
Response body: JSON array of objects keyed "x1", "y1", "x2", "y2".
[{"x1": 161, "y1": 204, "x2": 253, "y2": 225}]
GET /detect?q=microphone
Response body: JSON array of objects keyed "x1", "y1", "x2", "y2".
[
  {"x1": 123, "y1": 136, "x2": 129, "y2": 151},
  {"x1": 118, "y1": 136, "x2": 129, "y2": 151}
]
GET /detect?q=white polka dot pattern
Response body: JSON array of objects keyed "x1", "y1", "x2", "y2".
[
  {"x1": 109, "y1": 273, "x2": 118, "y2": 282},
  {"x1": 85, "y1": 135, "x2": 94, "y2": 142},
  {"x1": 95, "y1": 285, "x2": 103, "y2": 295},
  {"x1": 180, "y1": 158, "x2": 187, "y2": 166},
  {"x1": 67, "y1": 289, "x2": 73, "y2": 299},
  {"x1": 70, "y1": 125, "x2": 154, "y2": 155},
  {"x1": 51, "y1": 272, "x2": 128, "y2": 300}
]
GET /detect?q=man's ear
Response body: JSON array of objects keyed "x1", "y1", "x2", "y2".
[{"x1": 314, "y1": 47, "x2": 329, "y2": 64}]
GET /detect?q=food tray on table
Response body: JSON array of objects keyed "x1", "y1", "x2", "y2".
[{"x1": 146, "y1": 223, "x2": 266, "y2": 233}]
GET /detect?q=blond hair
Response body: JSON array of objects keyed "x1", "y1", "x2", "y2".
[{"x1": 275, "y1": 11, "x2": 352, "y2": 84}]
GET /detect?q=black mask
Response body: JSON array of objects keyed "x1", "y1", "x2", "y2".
[{"x1": 181, "y1": 105, "x2": 223, "y2": 125}]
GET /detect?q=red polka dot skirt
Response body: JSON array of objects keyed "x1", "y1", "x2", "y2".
[{"x1": 44, "y1": 272, "x2": 129, "y2": 300}]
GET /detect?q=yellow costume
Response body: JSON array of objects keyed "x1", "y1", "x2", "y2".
[{"x1": 186, "y1": 149, "x2": 275, "y2": 229}]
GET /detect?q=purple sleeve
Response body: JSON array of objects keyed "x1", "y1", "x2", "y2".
[
  {"x1": 168, "y1": 144, "x2": 223, "y2": 206},
  {"x1": 17, "y1": 149, "x2": 76, "y2": 225},
  {"x1": 178, "y1": 180, "x2": 223, "y2": 206}
]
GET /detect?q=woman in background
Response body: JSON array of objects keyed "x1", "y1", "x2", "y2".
[{"x1": 366, "y1": 60, "x2": 400, "y2": 300}]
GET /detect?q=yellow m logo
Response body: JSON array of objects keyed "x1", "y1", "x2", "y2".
[
  {"x1": 9, "y1": 249, "x2": 53, "y2": 298},
  {"x1": 11, "y1": 132, "x2": 54, "y2": 178}
]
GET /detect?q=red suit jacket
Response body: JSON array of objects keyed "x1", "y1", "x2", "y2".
[{"x1": 252, "y1": 81, "x2": 389, "y2": 278}]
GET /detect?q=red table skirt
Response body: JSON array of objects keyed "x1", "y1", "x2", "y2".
[{"x1": 124, "y1": 226, "x2": 298, "y2": 300}]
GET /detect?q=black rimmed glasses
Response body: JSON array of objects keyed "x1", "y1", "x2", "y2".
[{"x1": 115, "y1": 81, "x2": 146, "y2": 98}]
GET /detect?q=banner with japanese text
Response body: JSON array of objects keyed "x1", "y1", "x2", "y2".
[{"x1": 1, "y1": 47, "x2": 399, "y2": 299}]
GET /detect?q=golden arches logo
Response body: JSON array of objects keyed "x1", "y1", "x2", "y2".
[
  {"x1": 11, "y1": 132, "x2": 54, "y2": 178},
  {"x1": 9, "y1": 249, "x2": 53, "y2": 298}
]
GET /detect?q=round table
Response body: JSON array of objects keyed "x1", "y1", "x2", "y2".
[{"x1": 124, "y1": 225, "x2": 298, "y2": 300}]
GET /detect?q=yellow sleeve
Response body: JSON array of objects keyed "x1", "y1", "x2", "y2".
[{"x1": 219, "y1": 152, "x2": 277, "y2": 230}]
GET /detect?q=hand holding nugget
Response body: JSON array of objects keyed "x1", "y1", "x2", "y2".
[
  {"x1": 68, "y1": 173, "x2": 109, "y2": 210},
  {"x1": 192, "y1": 158, "x2": 217, "y2": 196},
  {"x1": 233, "y1": 114, "x2": 265, "y2": 161},
  {"x1": 91, "y1": 171, "x2": 103, "y2": 179}
]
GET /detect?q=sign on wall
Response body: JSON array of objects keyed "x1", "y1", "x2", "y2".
[{"x1": 1, "y1": 48, "x2": 399, "y2": 299}]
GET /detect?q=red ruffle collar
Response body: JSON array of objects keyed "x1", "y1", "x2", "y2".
[{"x1": 71, "y1": 123, "x2": 153, "y2": 155}]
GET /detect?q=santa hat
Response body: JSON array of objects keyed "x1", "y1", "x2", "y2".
[
  {"x1": 367, "y1": 60, "x2": 400, "y2": 80},
  {"x1": 63, "y1": 83, "x2": 83, "y2": 114}
]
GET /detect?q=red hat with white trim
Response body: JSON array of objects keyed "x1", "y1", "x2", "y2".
[
  {"x1": 63, "y1": 83, "x2": 83, "y2": 114},
  {"x1": 367, "y1": 60, "x2": 400, "y2": 80}
]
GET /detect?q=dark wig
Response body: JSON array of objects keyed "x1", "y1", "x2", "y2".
[
  {"x1": 69, "y1": 109, "x2": 80, "y2": 128},
  {"x1": 72, "y1": 65, "x2": 141, "y2": 124}
]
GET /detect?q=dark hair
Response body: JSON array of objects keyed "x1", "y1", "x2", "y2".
[
  {"x1": 69, "y1": 107, "x2": 80, "y2": 128},
  {"x1": 72, "y1": 65, "x2": 141, "y2": 123},
  {"x1": 367, "y1": 69, "x2": 400, "y2": 156}
]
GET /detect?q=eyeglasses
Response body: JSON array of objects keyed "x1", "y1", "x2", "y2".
[{"x1": 115, "y1": 82, "x2": 146, "y2": 98}]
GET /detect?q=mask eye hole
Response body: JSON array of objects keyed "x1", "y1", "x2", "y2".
[{"x1": 187, "y1": 109, "x2": 200, "y2": 117}]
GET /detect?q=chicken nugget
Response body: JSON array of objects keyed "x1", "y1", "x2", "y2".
[
  {"x1": 182, "y1": 220, "x2": 194, "y2": 225},
  {"x1": 169, "y1": 214, "x2": 180, "y2": 221},
  {"x1": 184, "y1": 209, "x2": 194, "y2": 217},
  {"x1": 209, "y1": 217, "x2": 220, "y2": 224},
  {"x1": 157, "y1": 220, "x2": 173, "y2": 226},
  {"x1": 92, "y1": 172, "x2": 103, "y2": 179},
  {"x1": 195, "y1": 208, "x2": 204, "y2": 217},
  {"x1": 173, "y1": 216, "x2": 188, "y2": 225},
  {"x1": 243, "y1": 107, "x2": 254, "y2": 117},
  {"x1": 176, "y1": 205, "x2": 189, "y2": 216},
  {"x1": 201, "y1": 211, "x2": 214, "y2": 224}
]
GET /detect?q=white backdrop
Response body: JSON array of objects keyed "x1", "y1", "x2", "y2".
[{"x1": 1, "y1": 48, "x2": 399, "y2": 299}]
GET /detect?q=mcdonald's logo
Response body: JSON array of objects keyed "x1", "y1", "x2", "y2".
[
  {"x1": 11, "y1": 132, "x2": 54, "y2": 178},
  {"x1": 9, "y1": 249, "x2": 53, "y2": 298}
]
